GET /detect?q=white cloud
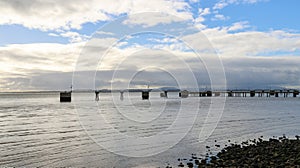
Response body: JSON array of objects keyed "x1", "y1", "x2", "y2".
[
  {"x1": 226, "y1": 21, "x2": 250, "y2": 31},
  {"x1": 60, "y1": 31, "x2": 90, "y2": 43},
  {"x1": 1, "y1": 29, "x2": 300, "y2": 91},
  {"x1": 199, "y1": 8, "x2": 211, "y2": 16},
  {"x1": 212, "y1": 14, "x2": 229, "y2": 21},
  {"x1": 189, "y1": 0, "x2": 199, "y2": 3},
  {"x1": 183, "y1": 28, "x2": 300, "y2": 57},
  {"x1": 193, "y1": 8, "x2": 210, "y2": 30},
  {"x1": 0, "y1": 0, "x2": 193, "y2": 31},
  {"x1": 122, "y1": 12, "x2": 191, "y2": 28},
  {"x1": 0, "y1": 43, "x2": 82, "y2": 74},
  {"x1": 213, "y1": 0, "x2": 232, "y2": 10},
  {"x1": 213, "y1": 0, "x2": 267, "y2": 10},
  {"x1": 48, "y1": 33, "x2": 59, "y2": 37}
]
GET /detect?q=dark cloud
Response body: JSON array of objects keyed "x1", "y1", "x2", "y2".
[{"x1": 4, "y1": 55, "x2": 299, "y2": 91}]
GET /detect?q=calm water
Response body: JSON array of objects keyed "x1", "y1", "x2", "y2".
[{"x1": 0, "y1": 92, "x2": 300, "y2": 167}]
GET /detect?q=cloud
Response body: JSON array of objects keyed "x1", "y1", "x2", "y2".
[
  {"x1": 212, "y1": 14, "x2": 230, "y2": 21},
  {"x1": 193, "y1": 8, "x2": 210, "y2": 30},
  {"x1": 122, "y1": 12, "x2": 192, "y2": 28},
  {"x1": 48, "y1": 33, "x2": 59, "y2": 37},
  {"x1": 1, "y1": 40, "x2": 300, "y2": 91},
  {"x1": 199, "y1": 8, "x2": 211, "y2": 16},
  {"x1": 226, "y1": 21, "x2": 250, "y2": 31},
  {"x1": 213, "y1": 0, "x2": 232, "y2": 10},
  {"x1": 0, "y1": 42, "x2": 83, "y2": 91},
  {"x1": 0, "y1": 0, "x2": 193, "y2": 31},
  {"x1": 1, "y1": 24, "x2": 300, "y2": 91},
  {"x1": 223, "y1": 56, "x2": 300, "y2": 89},
  {"x1": 213, "y1": 0, "x2": 268, "y2": 10},
  {"x1": 183, "y1": 28, "x2": 300, "y2": 57},
  {"x1": 60, "y1": 31, "x2": 90, "y2": 43}
]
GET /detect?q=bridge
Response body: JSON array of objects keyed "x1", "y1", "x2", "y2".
[
  {"x1": 188, "y1": 89, "x2": 299, "y2": 98},
  {"x1": 60, "y1": 89, "x2": 300, "y2": 102}
]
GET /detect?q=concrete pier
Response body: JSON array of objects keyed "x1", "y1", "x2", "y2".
[
  {"x1": 179, "y1": 90, "x2": 189, "y2": 98},
  {"x1": 206, "y1": 91, "x2": 212, "y2": 97},
  {"x1": 164, "y1": 91, "x2": 168, "y2": 98},
  {"x1": 120, "y1": 91, "x2": 124, "y2": 100},
  {"x1": 142, "y1": 91, "x2": 149, "y2": 100},
  {"x1": 95, "y1": 90, "x2": 100, "y2": 101},
  {"x1": 187, "y1": 89, "x2": 299, "y2": 98},
  {"x1": 293, "y1": 90, "x2": 299, "y2": 97},
  {"x1": 160, "y1": 91, "x2": 168, "y2": 98},
  {"x1": 214, "y1": 92, "x2": 221, "y2": 97},
  {"x1": 250, "y1": 90, "x2": 255, "y2": 97},
  {"x1": 85, "y1": 88, "x2": 299, "y2": 102},
  {"x1": 60, "y1": 91, "x2": 72, "y2": 102}
]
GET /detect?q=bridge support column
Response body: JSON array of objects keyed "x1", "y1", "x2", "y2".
[
  {"x1": 250, "y1": 91, "x2": 255, "y2": 97},
  {"x1": 60, "y1": 91, "x2": 72, "y2": 102},
  {"x1": 179, "y1": 90, "x2": 189, "y2": 98},
  {"x1": 164, "y1": 91, "x2": 168, "y2": 98},
  {"x1": 270, "y1": 90, "x2": 275, "y2": 97},
  {"x1": 120, "y1": 91, "x2": 124, "y2": 100},
  {"x1": 142, "y1": 91, "x2": 149, "y2": 100},
  {"x1": 206, "y1": 91, "x2": 212, "y2": 97},
  {"x1": 293, "y1": 90, "x2": 299, "y2": 97},
  {"x1": 95, "y1": 91, "x2": 100, "y2": 101}
]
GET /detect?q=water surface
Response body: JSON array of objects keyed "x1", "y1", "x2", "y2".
[{"x1": 0, "y1": 92, "x2": 299, "y2": 167}]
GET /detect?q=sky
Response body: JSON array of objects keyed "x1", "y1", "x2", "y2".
[{"x1": 0, "y1": 0, "x2": 300, "y2": 91}]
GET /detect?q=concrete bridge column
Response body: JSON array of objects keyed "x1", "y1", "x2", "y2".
[
  {"x1": 250, "y1": 91, "x2": 255, "y2": 97},
  {"x1": 142, "y1": 91, "x2": 149, "y2": 100},
  {"x1": 60, "y1": 91, "x2": 72, "y2": 102},
  {"x1": 164, "y1": 91, "x2": 168, "y2": 98},
  {"x1": 95, "y1": 91, "x2": 100, "y2": 101},
  {"x1": 120, "y1": 91, "x2": 124, "y2": 100},
  {"x1": 293, "y1": 90, "x2": 299, "y2": 97},
  {"x1": 206, "y1": 91, "x2": 212, "y2": 97}
]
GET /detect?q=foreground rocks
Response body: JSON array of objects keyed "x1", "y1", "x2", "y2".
[{"x1": 173, "y1": 135, "x2": 300, "y2": 168}]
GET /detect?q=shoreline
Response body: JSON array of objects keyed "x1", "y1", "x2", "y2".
[{"x1": 171, "y1": 135, "x2": 300, "y2": 168}]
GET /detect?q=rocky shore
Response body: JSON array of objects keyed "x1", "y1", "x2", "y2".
[{"x1": 170, "y1": 135, "x2": 300, "y2": 168}]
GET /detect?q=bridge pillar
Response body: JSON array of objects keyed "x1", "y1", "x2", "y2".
[
  {"x1": 164, "y1": 91, "x2": 168, "y2": 98},
  {"x1": 293, "y1": 90, "x2": 299, "y2": 97},
  {"x1": 179, "y1": 90, "x2": 189, "y2": 98},
  {"x1": 206, "y1": 91, "x2": 212, "y2": 97},
  {"x1": 270, "y1": 90, "x2": 275, "y2": 97},
  {"x1": 95, "y1": 91, "x2": 100, "y2": 101},
  {"x1": 285, "y1": 90, "x2": 289, "y2": 97},
  {"x1": 142, "y1": 91, "x2": 149, "y2": 100},
  {"x1": 60, "y1": 91, "x2": 72, "y2": 102},
  {"x1": 120, "y1": 91, "x2": 124, "y2": 100},
  {"x1": 250, "y1": 90, "x2": 255, "y2": 97}
]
